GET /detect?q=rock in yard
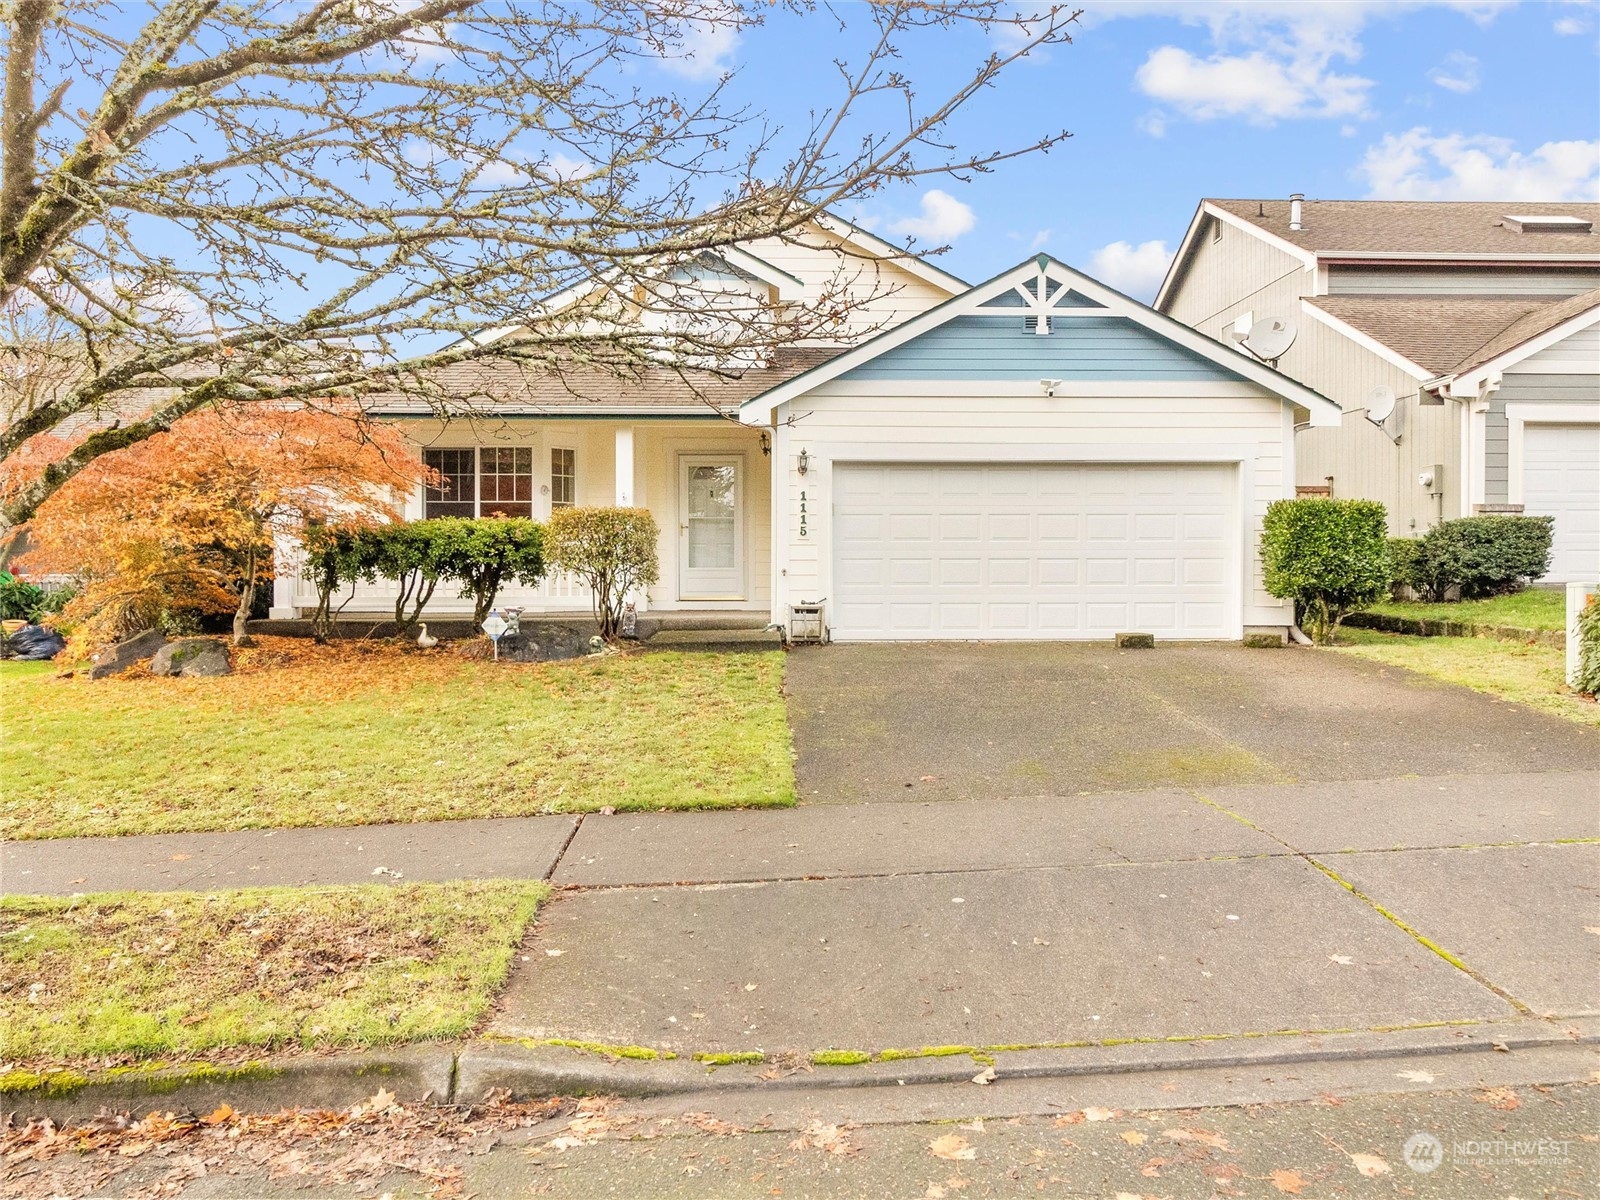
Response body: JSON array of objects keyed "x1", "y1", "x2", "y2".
[
  {"x1": 149, "y1": 638, "x2": 233, "y2": 677},
  {"x1": 2, "y1": 624, "x2": 66, "y2": 662},
  {"x1": 88, "y1": 629, "x2": 169, "y2": 679}
]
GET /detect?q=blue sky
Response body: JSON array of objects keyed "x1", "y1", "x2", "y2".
[{"x1": 667, "y1": 1, "x2": 1600, "y2": 298}]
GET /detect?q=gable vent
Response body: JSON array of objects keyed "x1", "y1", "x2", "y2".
[
  {"x1": 1023, "y1": 315, "x2": 1053, "y2": 334},
  {"x1": 1502, "y1": 214, "x2": 1593, "y2": 234}
]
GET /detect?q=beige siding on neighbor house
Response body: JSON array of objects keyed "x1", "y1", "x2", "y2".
[
  {"x1": 772, "y1": 384, "x2": 1295, "y2": 632},
  {"x1": 1162, "y1": 221, "x2": 1311, "y2": 335},
  {"x1": 743, "y1": 229, "x2": 958, "y2": 339},
  {"x1": 1165, "y1": 227, "x2": 1464, "y2": 532},
  {"x1": 1327, "y1": 267, "x2": 1600, "y2": 297}
]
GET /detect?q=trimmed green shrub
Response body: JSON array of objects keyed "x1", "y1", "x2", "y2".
[
  {"x1": 1411, "y1": 515, "x2": 1553, "y2": 601},
  {"x1": 302, "y1": 525, "x2": 373, "y2": 642},
  {"x1": 546, "y1": 507, "x2": 660, "y2": 642},
  {"x1": 1387, "y1": 537, "x2": 1423, "y2": 594},
  {"x1": 1261, "y1": 498, "x2": 1391, "y2": 645},
  {"x1": 1575, "y1": 597, "x2": 1600, "y2": 698},
  {"x1": 440, "y1": 517, "x2": 545, "y2": 628}
]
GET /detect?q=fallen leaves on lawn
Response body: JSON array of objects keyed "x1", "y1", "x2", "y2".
[
  {"x1": 1, "y1": 1088, "x2": 574, "y2": 1199},
  {"x1": 929, "y1": 1133, "x2": 976, "y2": 1161},
  {"x1": 1118, "y1": 1130, "x2": 1148, "y2": 1146},
  {"x1": 1270, "y1": 1167, "x2": 1308, "y2": 1193}
]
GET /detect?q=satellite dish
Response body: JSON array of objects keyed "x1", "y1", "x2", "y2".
[
  {"x1": 1365, "y1": 385, "x2": 1397, "y2": 424},
  {"x1": 1243, "y1": 316, "x2": 1297, "y2": 361}
]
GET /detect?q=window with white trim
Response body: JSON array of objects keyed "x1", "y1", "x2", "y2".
[
  {"x1": 421, "y1": 447, "x2": 534, "y2": 518},
  {"x1": 422, "y1": 448, "x2": 475, "y2": 517},
  {"x1": 550, "y1": 447, "x2": 576, "y2": 509},
  {"x1": 479, "y1": 447, "x2": 534, "y2": 518}
]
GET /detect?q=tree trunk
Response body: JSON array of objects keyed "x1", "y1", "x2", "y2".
[{"x1": 233, "y1": 547, "x2": 257, "y2": 646}]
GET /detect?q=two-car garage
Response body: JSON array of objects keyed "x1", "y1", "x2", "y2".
[
  {"x1": 744, "y1": 255, "x2": 1346, "y2": 645},
  {"x1": 830, "y1": 462, "x2": 1239, "y2": 641}
]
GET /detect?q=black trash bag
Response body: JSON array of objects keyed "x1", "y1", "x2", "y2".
[{"x1": 5, "y1": 624, "x2": 66, "y2": 661}]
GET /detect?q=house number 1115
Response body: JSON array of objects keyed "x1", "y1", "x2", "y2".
[{"x1": 798, "y1": 490, "x2": 808, "y2": 537}]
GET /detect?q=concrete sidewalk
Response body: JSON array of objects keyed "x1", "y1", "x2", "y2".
[
  {"x1": 6, "y1": 770, "x2": 1595, "y2": 1068},
  {"x1": 4, "y1": 815, "x2": 577, "y2": 895},
  {"x1": 8, "y1": 770, "x2": 1590, "y2": 896}
]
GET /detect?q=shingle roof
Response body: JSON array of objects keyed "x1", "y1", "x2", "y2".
[
  {"x1": 1304, "y1": 288, "x2": 1600, "y2": 377},
  {"x1": 1450, "y1": 286, "x2": 1600, "y2": 376},
  {"x1": 1303, "y1": 295, "x2": 1553, "y2": 374},
  {"x1": 366, "y1": 345, "x2": 844, "y2": 416},
  {"x1": 1211, "y1": 199, "x2": 1600, "y2": 257}
]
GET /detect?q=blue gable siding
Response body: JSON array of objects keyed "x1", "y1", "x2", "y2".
[{"x1": 838, "y1": 314, "x2": 1246, "y2": 382}]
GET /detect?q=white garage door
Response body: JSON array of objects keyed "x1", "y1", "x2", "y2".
[
  {"x1": 1523, "y1": 423, "x2": 1600, "y2": 583},
  {"x1": 832, "y1": 463, "x2": 1238, "y2": 640}
]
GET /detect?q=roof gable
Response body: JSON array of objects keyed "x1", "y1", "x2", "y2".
[{"x1": 740, "y1": 255, "x2": 1342, "y2": 424}]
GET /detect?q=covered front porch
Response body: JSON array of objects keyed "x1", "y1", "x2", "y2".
[{"x1": 270, "y1": 416, "x2": 775, "y2": 620}]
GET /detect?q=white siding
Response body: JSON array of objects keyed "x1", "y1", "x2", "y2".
[
  {"x1": 1506, "y1": 325, "x2": 1600, "y2": 375},
  {"x1": 772, "y1": 384, "x2": 1295, "y2": 637},
  {"x1": 286, "y1": 419, "x2": 771, "y2": 617}
]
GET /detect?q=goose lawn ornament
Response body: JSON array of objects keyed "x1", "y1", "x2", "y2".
[{"x1": 416, "y1": 623, "x2": 438, "y2": 650}]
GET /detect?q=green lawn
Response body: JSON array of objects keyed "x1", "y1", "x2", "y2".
[
  {"x1": 0, "y1": 880, "x2": 547, "y2": 1072},
  {"x1": 1333, "y1": 627, "x2": 1598, "y2": 728},
  {"x1": 2, "y1": 641, "x2": 796, "y2": 839},
  {"x1": 1358, "y1": 588, "x2": 1568, "y2": 631}
]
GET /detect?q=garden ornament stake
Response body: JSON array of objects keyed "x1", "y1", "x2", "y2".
[{"x1": 481, "y1": 611, "x2": 509, "y2": 661}]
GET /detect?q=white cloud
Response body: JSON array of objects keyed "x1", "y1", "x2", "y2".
[
  {"x1": 1427, "y1": 51, "x2": 1479, "y2": 93},
  {"x1": 888, "y1": 190, "x2": 976, "y2": 243},
  {"x1": 1136, "y1": 45, "x2": 1371, "y2": 122},
  {"x1": 1088, "y1": 239, "x2": 1175, "y2": 301},
  {"x1": 1359, "y1": 128, "x2": 1600, "y2": 201},
  {"x1": 1029, "y1": 229, "x2": 1052, "y2": 251},
  {"x1": 1554, "y1": 14, "x2": 1590, "y2": 35},
  {"x1": 1107, "y1": 3, "x2": 1516, "y2": 127},
  {"x1": 658, "y1": 17, "x2": 740, "y2": 80}
]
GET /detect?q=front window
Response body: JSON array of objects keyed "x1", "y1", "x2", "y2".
[
  {"x1": 421, "y1": 447, "x2": 534, "y2": 518},
  {"x1": 422, "y1": 448, "x2": 475, "y2": 517},
  {"x1": 479, "y1": 447, "x2": 534, "y2": 518},
  {"x1": 551, "y1": 447, "x2": 576, "y2": 509}
]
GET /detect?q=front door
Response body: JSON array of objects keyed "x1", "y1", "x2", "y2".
[{"x1": 679, "y1": 456, "x2": 744, "y2": 600}]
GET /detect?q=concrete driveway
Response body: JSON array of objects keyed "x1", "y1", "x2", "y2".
[{"x1": 785, "y1": 641, "x2": 1600, "y2": 804}]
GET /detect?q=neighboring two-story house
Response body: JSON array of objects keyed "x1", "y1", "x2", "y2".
[{"x1": 1156, "y1": 199, "x2": 1600, "y2": 582}]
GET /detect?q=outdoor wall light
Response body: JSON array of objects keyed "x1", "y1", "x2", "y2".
[{"x1": 797, "y1": 448, "x2": 810, "y2": 475}]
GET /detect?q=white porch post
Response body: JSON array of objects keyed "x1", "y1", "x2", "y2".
[
  {"x1": 269, "y1": 533, "x2": 300, "y2": 619},
  {"x1": 614, "y1": 426, "x2": 635, "y2": 506}
]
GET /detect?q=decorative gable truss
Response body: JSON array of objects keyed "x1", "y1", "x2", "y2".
[{"x1": 740, "y1": 254, "x2": 1343, "y2": 425}]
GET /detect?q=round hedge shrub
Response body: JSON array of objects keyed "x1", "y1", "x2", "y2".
[{"x1": 1261, "y1": 498, "x2": 1391, "y2": 645}]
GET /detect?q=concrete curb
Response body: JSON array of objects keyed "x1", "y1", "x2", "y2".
[
  {"x1": 1344, "y1": 611, "x2": 1564, "y2": 648},
  {"x1": 459, "y1": 1017, "x2": 1599, "y2": 1102},
  {"x1": 11, "y1": 1016, "x2": 1595, "y2": 1123},
  {"x1": 4, "y1": 1046, "x2": 455, "y2": 1125}
]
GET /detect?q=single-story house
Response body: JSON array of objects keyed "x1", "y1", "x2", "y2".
[{"x1": 272, "y1": 233, "x2": 1340, "y2": 642}]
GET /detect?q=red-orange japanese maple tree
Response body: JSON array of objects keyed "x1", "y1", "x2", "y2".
[{"x1": 18, "y1": 405, "x2": 420, "y2": 648}]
